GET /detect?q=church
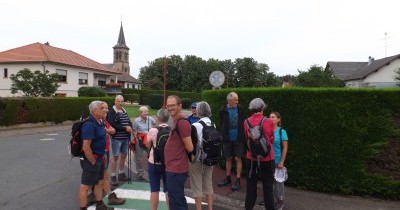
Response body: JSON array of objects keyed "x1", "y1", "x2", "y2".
[{"x1": 0, "y1": 23, "x2": 141, "y2": 97}]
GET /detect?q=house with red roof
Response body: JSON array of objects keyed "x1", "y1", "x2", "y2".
[{"x1": 0, "y1": 23, "x2": 141, "y2": 97}]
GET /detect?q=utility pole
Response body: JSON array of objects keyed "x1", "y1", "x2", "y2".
[{"x1": 163, "y1": 56, "x2": 167, "y2": 108}]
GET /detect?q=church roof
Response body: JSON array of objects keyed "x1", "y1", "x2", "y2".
[
  {"x1": 113, "y1": 23, "x2": 129, "y2": 49},
  {"x1": 0, "y1": 42, "x2": 117, "y2": 73},
  {"x1": 117, "y1": 73, "x2": 142, "y2": 83}
]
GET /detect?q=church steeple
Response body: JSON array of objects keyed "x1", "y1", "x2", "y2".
[
  {"x1": 113, "y1": 22, "x2": 130, "y2": 74},
  {"x1": 114, "y1": 22, "x2": 129, "y2": 49}
]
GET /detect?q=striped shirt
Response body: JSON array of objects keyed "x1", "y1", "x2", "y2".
[{"x1": 113, "y1": 111, "x2": 131, "y2": 140}]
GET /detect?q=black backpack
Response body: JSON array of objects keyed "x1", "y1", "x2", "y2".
[
  {"x1": 246, "y1": 117, "x2": 271, "y2": 159},
  {"x1": 198, "y1": 121, "x2": 223, "y2": 166},
  {"x1": 153, "y1": 126, "x2": 171, "y2": 164}
]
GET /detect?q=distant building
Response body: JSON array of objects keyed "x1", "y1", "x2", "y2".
[
  {"x1": 0, "y1": 23, "x2": 141, "y2": 97},
  {"x1": 326, "y1": 55, "x2": 400, "y2": 88},
  {"x1": 107, "y1": 23, "x2": 142, "y2": 90}
]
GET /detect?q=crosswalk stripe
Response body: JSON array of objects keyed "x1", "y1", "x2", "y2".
[
  {"x1": 87, "y1": 183, "x2": 201, "y2": 210},
  {"x1": 112, "y1": 188, "x2": 197, "y2": 204}
]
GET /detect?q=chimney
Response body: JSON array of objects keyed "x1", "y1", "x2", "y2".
[
  {"x1": 368, "y1": 56, "x2": 374, "y2": 65},
  {"x1": 44, "y1": 42, "x2": 50, "y2": 46}
]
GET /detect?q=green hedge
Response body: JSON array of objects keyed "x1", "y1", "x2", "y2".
[
  {"x1": 0, "y1": 97, "x2": 114, "y2": 126},
  {"x1": 203, "y1": 88, "x2": 400, "y2": 200},
  {"x1": 124, "y1": 94, "x2": 140, "y2": 103},
  {"x1": 121, "y1": 88, "x2": 201, "y2": 106},
  {"x1": 78, "y1": 86, "x2": 107, "y2": 97}
]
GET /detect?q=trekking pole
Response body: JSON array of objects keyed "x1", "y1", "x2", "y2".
[{"x1": 128, "y1": 144, "x2": 132, "y2": 184}]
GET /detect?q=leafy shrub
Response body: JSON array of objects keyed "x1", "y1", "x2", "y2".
[{"x1": 78, "y1": 87, "x2": 107, "y2": 97}]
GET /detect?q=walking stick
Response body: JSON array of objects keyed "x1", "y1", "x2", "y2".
[{"x1": 128, "y1": 143, "x2": 132, "y2": 184}]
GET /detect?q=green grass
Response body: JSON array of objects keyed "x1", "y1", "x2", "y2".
[{"x1": 124, "y1": 104, "x2": 158, "y2": 118}]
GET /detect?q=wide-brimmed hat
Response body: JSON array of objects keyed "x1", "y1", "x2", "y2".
[{"x1": 274, "y1": 167, "x2": 288, "y2": 183}]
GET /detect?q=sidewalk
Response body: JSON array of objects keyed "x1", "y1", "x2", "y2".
[{"x1": 206, "y1": 165, "x2": 400, "y2": 210}]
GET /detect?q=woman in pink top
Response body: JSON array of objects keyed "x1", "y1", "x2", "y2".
[{"x1": 243, "y1": 98, "x2": 275, "y2": 210}]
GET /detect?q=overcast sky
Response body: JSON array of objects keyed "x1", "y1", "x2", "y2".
[{"x1": 1, "y1": 0, "x2": 400, "y2": 78}]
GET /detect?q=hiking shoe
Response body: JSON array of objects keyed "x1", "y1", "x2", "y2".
[
  {"x1": 118, "y1": 173, "x2": 129, "y2": 182},
  {"x1": 231, "y1": 179, "x2": 240, "y2": 191},
  {"x1": 275, "y1": 200, "x2": 285, "y2": 210},
  {"x1": 96, "y1": 202, "x2": 114, "y2": 210},
  {"x1": 136, "y1": 175, "x2": 146, "y2": 182},
  {"x1": 86, "y1": 191, "x2": 95, "y2": 206},
  {"x1": 111, "y1": 176, "x2": 118, "y2": 186},
  {"x1": 217, "y1": 177, "x2": 231, "y2": 187},
  {"x1": 108, "y1": 192, "x2": 125, "y2": 205}
]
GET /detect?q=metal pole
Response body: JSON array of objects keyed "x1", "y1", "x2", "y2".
[{"x1": 163, "y1": 56, "x2": 167, "y2": 108}]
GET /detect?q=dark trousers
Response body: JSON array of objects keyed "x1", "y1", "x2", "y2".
[
  {"x1": 166, "y1": 171, "x2": 188, "y2": 210},
  {"x1": 245, "y1": 159, "x2": 275, "y2": 210}
]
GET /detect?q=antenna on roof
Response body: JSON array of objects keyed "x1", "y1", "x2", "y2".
[{"x1": 384, "y1": 32, "x2": 388, "y2": 57}]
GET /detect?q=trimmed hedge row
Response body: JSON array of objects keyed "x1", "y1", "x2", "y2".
[
  {"x1": 203, "y1": 88, "x2": 400, "y2": 200},
  {"x1": 121, "y1": 89, "x2": 201, "y2": 108},
  {"x1": 0, "y1": 97, "x2": 114, "y2": 126}
]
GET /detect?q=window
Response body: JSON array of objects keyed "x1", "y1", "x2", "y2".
[
  {"x1": 79, "y1": 72, "x2": 88, "y2": 85},
  {"x1": 3, "y1": 68, "x2": 8, "y2": 78},
  {"x1": 98, "y1": 80, "x2": 106, "y2": 87},
  {"x1": 56, "y1": 69, "x2": 67, "y2": 82}
]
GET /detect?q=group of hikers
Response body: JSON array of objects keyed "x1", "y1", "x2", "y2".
[{"x1": 77, "y1": 92, "x2": 289, "y2": 210}]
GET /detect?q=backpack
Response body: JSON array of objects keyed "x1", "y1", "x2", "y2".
[
  {"x1": 197, "y1": 120, "x2": 223, "y2": 166},
  {"x1": 153, "y1": 126, "x2": 171, "y2": 164},
  {"x1": 69, "y1": 119, "x2": 88, "y2": 157},
  {"x1": 69, "y1": 118, "x2": 97, "y2": 157},
  {"x1": 246, "y1": 117, "x2": 271, "y2": 159}
]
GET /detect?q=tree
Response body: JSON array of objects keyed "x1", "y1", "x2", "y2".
[
  {"x1": 395, "y1": 68, "x2": 400, "y2": 86},
  {"x1": 294, "y1": 65, "x2": 344, "y2": 87},
  {"x1": 10, "y1": 68, "x2": 60, "y2": 96}
]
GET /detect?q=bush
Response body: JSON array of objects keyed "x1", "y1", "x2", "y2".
[
  {"x1": 203, "y1": 87, "x2": 400, "y2": 200},
  {"x1": 78, "y1": 87, "x2": 107, "y2": 97},
  {"x1": 142, "y1": 94, "x2": 164, "y2": 109},
  {"x1": 0, "y1": 97, "x2": 114, "y2": 126},
  {"x1": 124, "y1": 94, "x2": 139, "y2": 103}
]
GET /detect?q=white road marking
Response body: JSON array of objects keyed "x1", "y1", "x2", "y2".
[
  {"x1": 113, "y1": 188, "x2": 203, "y2": 204},
  {"x1": 46, "y1": 133, "x2": 59, "y2": 136},
  {"x1": 40, "y1": 138, "x2": 55, "y2": 141},
  {"x1": 88, "y1": 207, "x2": 133, "y2": 210}
]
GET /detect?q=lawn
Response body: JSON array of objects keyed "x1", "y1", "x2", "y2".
[{"x1": 124, "y1": 104, "x2": 158, "y2": 118}]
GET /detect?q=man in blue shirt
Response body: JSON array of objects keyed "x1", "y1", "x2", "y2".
[
  {"x1": 78, "y1": 101, "x2": 113, "y2": 210},
  {"x1": 218, "y1": 92, "x2": 246, "y2": 191},
  {"x1": 187, "y1": 102, "x2": 200, "y2": 124}
]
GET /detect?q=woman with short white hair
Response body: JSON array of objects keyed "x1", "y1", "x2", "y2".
[
  {"x1": 244, "y1": 98, "x2": 275, "y2": 210},
  {"x1": 189, "y1": 101, "x2": 215, "y2": 210}
]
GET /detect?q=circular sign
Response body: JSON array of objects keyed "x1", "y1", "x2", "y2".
[{"x1": 209, "y1": 71, "x2": 225, "y2": 88}]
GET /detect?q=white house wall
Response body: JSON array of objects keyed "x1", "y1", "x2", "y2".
[
  {"x1": 363, "y1": 59, "x2": 400, "y2": 84},
  {"x1": 0, "y1": 63, "x2": 116, "y2": 97},
  {"x1": 0, "y1": 63, "x2": 45, "y2": 97}
]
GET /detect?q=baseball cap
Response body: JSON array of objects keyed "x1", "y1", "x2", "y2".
[
  {"x1": 274, "y1": 167, "x2": 288, "y2": 183},
  {"x1": 191, "y1": 102, "x2": 197, "y2": 109}
]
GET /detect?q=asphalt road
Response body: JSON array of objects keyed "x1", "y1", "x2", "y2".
[{"x1": 0, "y1": 127, "x2": 232, "y2": 210}]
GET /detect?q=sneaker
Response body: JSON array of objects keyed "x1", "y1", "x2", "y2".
[
  {"x1": 86, "y1": 191, "x2": 95, "y2": 206},
  {"x1": 275, "y1": 202, "x2": 285, "y2": 210},
  {"x1": 96, "y1": 202, "x2": 114, "y2": 210},
  {"x1": 231, "y1": 179, "x2": 240, "y2": 191},
  {"x1": 217, "y1": 177, "x2": 231, "y2": 187},
  {"x1": 136, "y1": 175, "x2": 146, "y2": 182},
  {"x1": 111, "y1": 176, "x2": 118, "y2": 186},
  {"x1": 108, "y1": 192, "x2": 126, "y2": 205},
  {"x1": 118, "y1": 173, "x2": 129, "y2": 182}
]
